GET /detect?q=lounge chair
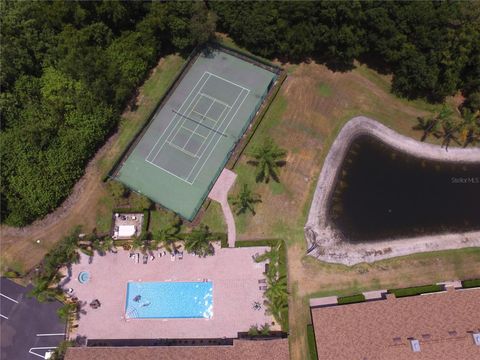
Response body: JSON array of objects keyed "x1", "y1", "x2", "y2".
[
  {"x1": 179, "y1": 252, "x2": 184, "y2": 260},
  {"x1": 142, "y1": 254, "x2": 148, "y2": 264},
  {"x1": 258, "y1": 279, "x2": 267, "y2": 284},
  {"x1": 171, "y1": 254, "x2": 176, "y2": 261},
  {"x1": 259, "y1": 286, "x2": 267, "y2": 291}
]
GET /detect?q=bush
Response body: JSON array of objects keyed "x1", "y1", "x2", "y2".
[
  {"x1": 388, "y1": 284, "x2": 443, "y2": 298},
  {"x1": 461, "y1": 279, "x2": 480, "y2": 289},
  {"x1": 337, "y1": 294, "x2": 366, "y2": 305},
  {"x1": 307, "y1": 324, "x2": 318, "y2": 360}
]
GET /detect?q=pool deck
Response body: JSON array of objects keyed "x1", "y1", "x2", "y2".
[{"x1": 63, "y1": 244, "x2": 276, "y2": 340}]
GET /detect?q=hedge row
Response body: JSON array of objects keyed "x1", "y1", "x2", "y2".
[
  {"x1": 306, "y1": 324, "x2": 318, "y2": 360},
  {"x1": 337, "y1": 294, "x2": 366, "y2": 305},
  {"x1": 461, "y1": 279, "x2": 480, "y2": 288},
  {"x1": 387, "y1": 284, "x2": 443, "y2": 298}
]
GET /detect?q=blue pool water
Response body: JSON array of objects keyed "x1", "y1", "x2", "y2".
[{"x1": 125, "y1": 282, "x2": 213, "y2": 319}]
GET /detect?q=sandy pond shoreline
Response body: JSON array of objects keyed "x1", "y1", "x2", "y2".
[{"x1": 305, "y1": 116, "x2": 480, "y2": 266}]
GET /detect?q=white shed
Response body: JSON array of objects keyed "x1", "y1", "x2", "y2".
[{"x1": 115, "y1": 225, "x2": 136, "y2": 238}]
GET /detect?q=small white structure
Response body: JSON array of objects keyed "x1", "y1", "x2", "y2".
[{"x1": 113, "y1": 225, "x2": 136, "y2": 239}]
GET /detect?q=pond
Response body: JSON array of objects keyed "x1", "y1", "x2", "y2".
[{"x1": 328, "y1": 135, "x2": 480, "y2": 242}]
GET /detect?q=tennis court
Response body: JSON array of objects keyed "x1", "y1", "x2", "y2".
[{"x1": 115, "y1": 48, "x2": 278, "y2": 220}]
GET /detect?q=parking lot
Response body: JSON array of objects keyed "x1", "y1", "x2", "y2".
[{"x1": 1, "y1": 277, "x2": 66, "y2": 360}]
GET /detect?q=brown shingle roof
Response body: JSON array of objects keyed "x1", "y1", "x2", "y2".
[
  {"x1": 64, "y1": 339, "x2": 289, "y2": 360},
  {"x1": 311, "y1": 287, "x2": 480, "y2": 360}
]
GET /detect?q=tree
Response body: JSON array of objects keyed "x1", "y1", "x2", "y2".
[
  {"x1": 29, "y1": 276, "x2": 62, "y2": 303},
  {"x1": 412, "y1": 105, "x2": 453, "y2": 142},
  {"x1": 463, "y1": 92, "x2": 480, "y2": 114},
  {"x1": 458, "y1": 110, "x2": 480, "y2": 147},
  {"x1": 184, "y1": 225, "x2": 214, "y2": 257},
  {"x1": 413, "y1": 116, "x2": 439, "y2": 142},
  {"x1": 108, "y1": 181, "x2": 128, "y2": 201},
  {"x1": 434, "y1": 118, "x2": 461, "y2": 151},
  {"x1": 57, "y1": 302, "x2": 78, "y2": 321},
  {"x1": 189, "y1": 2, "x2": 217, "y2": 46},
  {"x1": 247, "y1": 138, "x2": 286, "y2": 183},
  {"x1": 152, "y1": 213, "x2": 182, "y2": 253},
  {"x1": 230, "y1": 184, "x2": 262, "y2": 215}
]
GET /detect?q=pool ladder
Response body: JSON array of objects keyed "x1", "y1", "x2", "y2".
[{"x1": 125, "y1": 307, "x2": 139, "y2": 319}]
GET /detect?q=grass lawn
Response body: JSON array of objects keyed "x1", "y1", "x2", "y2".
[{"x1": 216, "y1": 52, "x2": 479, "y2": 359}]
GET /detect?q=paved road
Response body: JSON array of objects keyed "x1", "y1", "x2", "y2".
[{"x1": 1, "y1": 277, "x2": 66, "y2": 360}]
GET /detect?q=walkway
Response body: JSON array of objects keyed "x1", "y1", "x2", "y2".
[{"x1": 208, "y1": 169, "x2": 237, "y2": 247}]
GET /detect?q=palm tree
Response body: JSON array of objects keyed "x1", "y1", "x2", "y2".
[
  {"x1": 247, "y1": 138, "x2": 287, "y2": 183},
  {"x1": 265, "y1": 275, "x2": 288, "y2": 302},
  {"x1": 29, "y1": 275, "x2": 62, "y2": 302},
  {"x1": 433, "y1": 118, "x2": 461, "y2": 151},
  {"x1": 57, "y1": 302, "x2": 78, "y2": 322},
  {"x1": 458, "y1": 110, "x2": 480, "y2": 147},
  {"x1": 413, "y1": 116, "x2": 439, "y2": 142},
  {"x1": 230, "y1": 184, "x2": 262, "y2": 215},
  {"x1": 184, "y1": 225, "x2": 213, "y2": 257},
  {"x1": 151, "y1": 214, "x2": 182, "y2": 253},
  {"x1": 413, "y1": 105, "x2": 453, "y2": 142}
]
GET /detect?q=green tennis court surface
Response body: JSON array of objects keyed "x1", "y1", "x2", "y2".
[{"x1": 115, "y1": 48, "x2": 278, "y2": 220}]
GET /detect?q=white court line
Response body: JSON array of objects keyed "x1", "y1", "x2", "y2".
[
  {"x1": 36, "y1": 333, "x2": 65, "y2": 337},
  {"x1": 29, "y1": 347, "x2": 57, "y2": 359},
  {"x1": 165, "y1": 91, "x2": 206, "y2": 153},
  {"x1": 193, "y1": 105, "x2": 228, "y2": 157},
  {"x1": 149, "y1": 76, "x2": 211, "y2": 163},
  {"x1": 199, "y1": 92, "x2": 232, "y2": 108},
  {"x1": 182, "y1": 98, "x2": 216, "y2": 151},
  {"x1": 167, "y1": 142, "x2": 200, "y2": 159},
  {"x1": 145, "y1": 159, "x2": 193, "y2": 184},
  {"x1": 186, "y1": 88, "x2": 246, "y2": 182},
  {"x1": 145, "y1": 72, "x2": 210, "y2": 161},
  {"x1": 205, "y1": 71, "x2": 250, "y2": 92},
  {"x1": 0, "y1": 293, "x2": 19, "y2": 303},
  {"x1": 179, "y1": 125, "x2": 208, "y2": 139},
  {"x1": 184, "y1": 90, "x2": 243, "y2": 182},
  {"x1": 190, "y1": 88, "x2": 250, "y2": 184},
  {"x1": 147, "y1": 71, "x2": 250, "y2": 185},
  {"x1": 192, "y1": 110, "x2": 223, "y2": 125},
  {"x1": 0, "y1": 314, "x2": 8, "y2": 319}
]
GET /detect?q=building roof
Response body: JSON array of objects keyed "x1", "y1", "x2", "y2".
[
  {"x1": 311, "y1": 287, "x2": 480, "y2": 360},
  {"x1": 64, "y1": 339, "x2": 289, "y2": 360}
]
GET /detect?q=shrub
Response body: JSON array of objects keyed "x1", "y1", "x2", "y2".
[
  {"x1": 337, "y1": 294, "x2": 366, "y2": 305},
  {"x1": 388, "y1": 284, "x2": 443, "y2": 298},
  {"x1": 461, "y1": 279, "x2": 480, "y2": 289},
  {"x1": 307, "y1": 324, "x2": 318, "y2": 360}
]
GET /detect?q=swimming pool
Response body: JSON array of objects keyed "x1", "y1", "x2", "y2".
[{"x1": 125, "y1": 282, "x2": 213, "y2": 319}]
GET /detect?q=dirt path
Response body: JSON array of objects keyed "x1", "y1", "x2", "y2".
[{"x1": 0, "y1": 131, "x2": 113, "y2": 271}]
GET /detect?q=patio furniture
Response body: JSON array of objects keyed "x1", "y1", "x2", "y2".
[
  {"x1": 143, "y1": 254, "x2": 148, "y2": 264},
  {"x1": 179, "y1": 252, "x2": 184, "y2": 260},
  {"x1": 259, "y1": 286, "x2": 267, "y2": 291},
  {"x1": 89, "y1": 299, "x2": 101, "y2": 309},
  {"x1": 258, "y1": 279, "x2": 267, "y2": 284},
  {"x1": 171, "y1": 254, "x2": 176, "y2": 261}
]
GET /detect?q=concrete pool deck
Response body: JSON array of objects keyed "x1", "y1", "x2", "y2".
[{"x1": 62, "y1": 244, "x2": 276, "y2": 340}]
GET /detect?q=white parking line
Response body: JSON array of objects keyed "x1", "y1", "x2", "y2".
[
  {"x1": 0, "y1": 292, "x2": 19, "y2": 303},
  {"x1": 0, "y1": 314, "x2": 8, "y2": 319},
  {"x1": 29, "y1": 347, "x2": 57, "y2": 359},
  {"x1": 36, "y1": 333, "x2": 65, "y2": 337}
]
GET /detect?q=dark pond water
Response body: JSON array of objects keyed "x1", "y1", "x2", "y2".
[{"x1": 328, "y1": 135, "x2": 480, "y2": 242}]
